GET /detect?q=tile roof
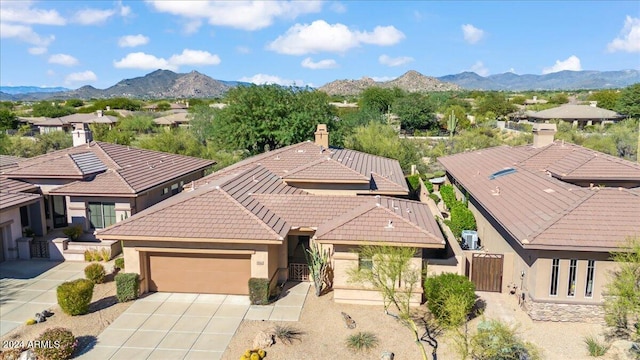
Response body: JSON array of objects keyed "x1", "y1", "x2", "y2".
[
  {"x1": 98, "y1": 165, "x2": 444, "y2": 247},
  {"x1": 153, "y1": 112, "x2": 190, "y2": 125},
  {"x1": 48, "y1": 170, "x2": 135, "y2": 196},
  {"x1": 530, "y1": 105, "x2": 623, "y2": 120},
  {"x1": 0, "y1": 155, "x2": 24, "y2": 171},
  {"x1": 0, "y1": 191, "x2": 41, "y2": 210},
  {"x1": 4, "y1": 142, "x2": 214, "y2": 195},
  {"x1": 195, "y1": 141, "x2": 408, "y2": 194},
  {"x1": 0, "y1": 178, "x2": 39, "y2": 193},
  {"x1": 439, "y1": 143, "x2": 640, "y2": 251}
]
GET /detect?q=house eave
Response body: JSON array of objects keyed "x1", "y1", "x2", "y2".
[{"x1": 97, "y1": 234, "x2": 283, "y2": 244}]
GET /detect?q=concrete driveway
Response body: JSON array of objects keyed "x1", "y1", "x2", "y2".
[
  {"x1": 0, "y1": 260, "x2": 87, "y2": 336},
  {"x1": 79, "y1": 282, "x2": 309, "y2": 360}
]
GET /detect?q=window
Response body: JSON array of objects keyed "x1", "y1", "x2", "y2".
[
  {"x1": 20, "y1": 206, "x2": 29, "y2": 227},
  {"x1": 585, "y1": 260, "x2": 595, "y2": 298},
  {"x1": 162, "y1": 187, "x2": 169, "y2": 195},
  {"x1": 88, "y1": 202, "x2": 116, "y2": 229},
  {"x1": 567, "y1": 259, "x2": 577, "y2": 297},
  {"x1": 550, "y1": 259, "x2": 560, "y2": 296},
  {"x1": 358, "y1": 256, "x2": 373, "y2": 270},
  {"x1": 171, "y1": 183, "x2": 179, "y2": 195}
]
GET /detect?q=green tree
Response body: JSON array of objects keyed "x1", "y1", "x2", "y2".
[
  {"x1": 510, "y1": 95, "x2": 527, "y2": 105},
  {"x1": 587, "y1": 90, "x2": 620, "y2": 111},
  {"x1": 440, "y1": 105, "x2": 469, "y2": 134},
  {"x1": 211, "y1": 85, "x2": 335, "y2": 154},
  {"x1": 348, "y1": 245, "x2": 432, "y2": 360},
  {"x1": 136, "y1": 128, "x2": 205, "y2": 157},
  {"x1": 604, "y1": 237, "x2": 640, "y2": 340},
  {"x1": 35, "y1": 131, "x2": 72, "y2": 153},
  {"x1": 155, "y1": 101, "x2": 171, "y2": 112},
  {"x1": 476, "y1": 93, "x2": 517, "y2": 119},
  {"x1": 392, "y1": 93, "x2": 437, "y2": 133},
  {"x1": 548, "y1": 92, "x2": 569, "y2": 105},
  {"x1": 118, "y1": 115, "x2": 156, "y2": 134},
  {"x1": 423, "y1": 273, "x2": 476, "y2": 327},
  {"x1": 360, "y1": 87, "x2": 405, "y2": 114},
  {"x1": 31, "y1": 101, "x2": 75, "y2": 118},
  {"x1": 344, "y1": 122, "x2": 420, "y2": 173},
  {"x1": 65, "y1": 99, "x2": 84, "y2": 107},
  {"x1": 616, "y1": 83, "x2": 640, "y2": 118},
  {"x1": 0, "y1": 108, "x2": 19, "y2": 130}
]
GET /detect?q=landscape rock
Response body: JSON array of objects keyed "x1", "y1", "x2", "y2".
[
  {"x1": 380, "y1": 350, "x2": 395, "y2": 360},
  {"x1": 18, "y1": 349, "x2": 36, "y2": 360},
  {"x1": 252, "y1": 331, "x2": 274, "y2": 349}
]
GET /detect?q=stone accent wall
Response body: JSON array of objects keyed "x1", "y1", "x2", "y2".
[{"x1": 525, "y1": 300, "x2": 605, "y2": 323}]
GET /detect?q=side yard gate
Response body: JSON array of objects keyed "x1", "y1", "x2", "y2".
[{"x1": 471, "y1": 253, "x2": 503, "y2": 292}]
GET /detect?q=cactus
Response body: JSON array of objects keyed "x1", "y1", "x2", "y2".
[
  {"x1": 305, "y1": 241, "x2": 330, "y2": 297},
  {"x1": 447, "y1": 110, "x2": 458, "y2": 138}
]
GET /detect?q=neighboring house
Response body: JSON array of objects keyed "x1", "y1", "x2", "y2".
[
  {"x1": 0, "y1": 155, "x2": 24, "y2": 173},
  {"x1": 2, "y1": 125, "x2": 214, "y2": 246},
  {"x1": 97, "y1": 125, "x2": 446, "y2": 305},
  {"x1": 528, "y1": 104, "x2": 624, "y2": 128},
  {"x1": 438, "y1": 123, "x2": 640, "y2": 322},
  {"x1": 153, "y1": 112, "x2": 190, "y2": 128},
  {"x1": 0, "y1": 177, "x2": 44, "y2": 262},
  {"x1": 18, "y1": 111, "x2": 118, "y2": 134}
]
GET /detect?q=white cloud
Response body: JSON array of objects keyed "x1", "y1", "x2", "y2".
[
  {"x1": 183, "y1": 19, "x2": 202, "y2": 34},
  {"x1": 168, "y1": 49, "x2": 221, "y2": 66},
  {"x1": 470, "y1": 61, "x2": 489, "y2": 76},
  {"x1": 239, "y1": 74, "x2": 304, "y2": 86},
  {"x1": 379, "y1": 54, "x2": 414, "y2": 67},
  {"x1": 330, "y1": 2, "x2": 347, "y2": 13},
  {"x1": 236, "y1": 46, "x2": 251, "y2": 54},
  {"x1": 147, "y1": 1, "x2": 322, "y2": 31},
  {"x1": 370, "y1": 76, "x2": 394, "y2": 82},
  {"x1": 462, "y1": 24, "x2": 484, "y2": 44},
  {"x1": 118, "y1": 1, "x2": 131, "y2": 17},
  {"x1": 113, "y1": 49, "x2": 221, "y2": 71},
  {"x1": 65, "y1": 70, "x2": 97, "y2": 84},
  {"x1": 508, "y1": 67, "x2": 516, "y2": 73},
  {"x1": 0, "y1": 23, "x2": 55, "y2": 47},
  {"x1": 268, "y1": 20, "x2": 405, "y2": 55},
  {"x1": 72, "y1": 8, "x2": 117, "y2": 25},
  {"x1": 46, "y1": 70, "x2": 55, "y2": 76},
  {"x1": 118, "y1": 34, "x2": 150, "y2": 48},
  {"x1": 542, "y1": 55, "x2": 582, "y2": 74},
  {"x1": 0, "y1": 2, "x2": 66, "y2": 25},
  {"x1": 607, "y1": 16, "x2": 640, "y2": 53},
  {"x1": 301, "y1": 57, "x2": 338, "y2": 69},
  {"x1": 28, "y1": 47, "x2": 47, "y2": 55},
  {"x1": 114, "y1": 52, "x2": 175, "y2": 71},
  {"x1": 48, "y1": 54, "x2": 79, "y2": 66}
]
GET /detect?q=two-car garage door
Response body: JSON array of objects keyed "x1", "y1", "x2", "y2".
[{"x1": 147, "y1": 253, "x2": 251, "y2": 295}]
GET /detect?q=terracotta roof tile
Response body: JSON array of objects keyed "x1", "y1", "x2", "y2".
[
  {"x1": 0, "y1": 178, "x2": 39, "y2": 193},
  {"x1": 0, "y1": 191, "x2": 41, "y2": 210},
  {"x1": 49, "y1": 170, "x2": 135, "y2": 196}
]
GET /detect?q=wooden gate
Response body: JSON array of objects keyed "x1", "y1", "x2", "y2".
[
  {"x1": 289, "y1": 263, "x2": 310, "y2": 282},
  {"x1": 471, "y1": 253, "x2": 503, "y2": 292}
]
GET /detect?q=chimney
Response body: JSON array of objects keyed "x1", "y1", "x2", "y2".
[
  {"x1": 106, "y1": 106, "x2": 111, "y2": 111},
  {"x1": 72, "y1": 123, "x2": 93, "y2": 147},
  {"x1": 314, "y1": 124, "x2": 329, "y2": 148},
  {"x1": 532, "y1": 123, "x2": 557, "y2": 148},
  {"x1": 96, "y1": 110, "x2": 103, "y2": 117}
]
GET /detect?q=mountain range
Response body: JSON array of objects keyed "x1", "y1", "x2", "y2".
[{"x1": 1, "y1": 69, "x2": 638, "y2": 101}]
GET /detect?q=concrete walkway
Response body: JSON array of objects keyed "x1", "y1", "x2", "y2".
[
  {"x1": 0, "y1": 260, "x2": 87, "y2": 336},
  {"x1": 79, "y1": 282, "x2": 310, "y2": 360}
]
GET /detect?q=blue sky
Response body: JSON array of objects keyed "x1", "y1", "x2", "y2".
[{"x1": 1, "y1": 1, "x2": 639, "y2": 89}]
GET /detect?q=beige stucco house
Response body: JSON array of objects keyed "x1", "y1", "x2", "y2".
[
  {"x1": 529, "y1": 104, "x2": 624, "y2": 128},
  {"x1": 438, "y1": 123, "x2": 640, "y2": 322},
  {"x1": 1, "y1": 128, "x2": 214, "y2": 261},
  {"x1": 97, "y1": 125, "x2": 446, "y2": 305}
]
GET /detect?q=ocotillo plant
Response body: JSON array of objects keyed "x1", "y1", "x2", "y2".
[{"x1": 305, "y1": 242, "x2": 330, "y2": 296}]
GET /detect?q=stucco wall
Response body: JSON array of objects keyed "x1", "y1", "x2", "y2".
[
  {"x1": 134, "y1": 171, "x2": 208, "y2": 212},
  {"x1": 0, "y1": 207, "x2": 23, "y2": 260},
  {"x1": 67, "y1": 196, "x2": 133, "y2": 231}
]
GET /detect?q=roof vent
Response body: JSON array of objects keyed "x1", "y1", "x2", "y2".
[
  {"x1": 297, "y1": 149, "x2": 305, "y2": 153},
  {"x1": 275, "y1": 155, "x2": 280, "y2": 160},
  {"x1": 391, "y1": 200, "x2": 398, "y2": 210},
  {"x1": 406, "y1": 208, "x2": 412, "y2": 213},
  {"x1": 491, "y1": 186, "x2": 501, "y2": 196},
  {"x1": 543, "y1": 188, "x2": 555, "y2": 193},
  {"x1": 489, "y1": 168, "x2": 516, "y2": 180},
  {"x1": 385, "y1": 220, "x2": 394, "y2": 229},
  {"x1": 375, "y1": 195, "x2": 381, "y2": 206}
]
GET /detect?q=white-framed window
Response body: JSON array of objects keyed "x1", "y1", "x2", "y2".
[
  {"x1": 550, "y1": 258, "x2": 560, "y2": 296},
  {"x1": 567, "y1": 259, "x2": 577, "y2": 297},
  {"x1": 585, "y1": 260, "x2": 595, "y2": 298}
]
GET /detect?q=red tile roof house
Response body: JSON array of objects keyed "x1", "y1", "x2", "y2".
[
  {"x1": 438, "y1": 123, "x2": 640, "y2": 322},
  {"x1": 97, "y1": 125, "x2": 447, "y2": 305},
  {"x1": 0, "y1": 126, "x2": 214, "y2": 262}
]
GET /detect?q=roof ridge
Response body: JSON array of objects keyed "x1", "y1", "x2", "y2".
[
  {"x1": 526, "y1": 189, "x2": 598, "y2": 244},
  {"x1": 284, "y1": 157, "x2": 369, "y2": 180},
  {"x1": 370, "y1": 171, "x2": 406, "y2": 191},
  {"x1": 378, "y1": 201, "x2": 439, "y2": 238},
  {"x1": 92, "y1": 142, "x2": 122, "y2": 170},
  {"x1": 215, "y1": 142, "x2": 311, "y2": 174},
  {"x1": 216, "y1": 187, "x2": 285, "y2": 240},
  {"x1": 111, "y1": 169, "x2": 136, "y2": 193},
  {"x1": 314, "y1": 200, "x2": 376, "y2": 237}
]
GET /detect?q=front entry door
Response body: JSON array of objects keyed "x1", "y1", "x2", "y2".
[{"x1": 52, "y1": 196, "x2": 68, "y2": 228}]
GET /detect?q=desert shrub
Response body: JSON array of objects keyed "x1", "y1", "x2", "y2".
[
  {"x1": 471, "y1": 319, "x2": 540, "y2": 360},
  {"x1": 406, "y1": 174, "x2": 421, "y2": 191},
  {"x1": 83, "y1": 250, "x2": 92, "y2": 262},
  {"x1": 115, "y1": 272, "x2": 139, "y2": 302},
  {"x1": 83, "y1": 248, "x2": 102, "y2": 262},
  {"x1": 84, "y1": 263, "x2": 106, "y2": 284},
  {"x1": 33, "y1": 327, "x2": 77, "y2": 360},
  {"x1": 63, "y1": 226, "x2": 83, "y2": 241},
  {"x1": 424, "y1": 273, "x2": 476, "y2": 326},
  {"x1": 429, "y1": 193, "x2": 441, "y2": 204},
  {"x1": 440, "y1": 184, "x2": 457, "y2": 209},
  {"x1": 115, "y1": 257, "x2": 125, "y2": 270},
  {"x1": 434, "y1": 170, "x2": 446, "y2": 177},
  {"x1": 240, "y1": 349, "x2": 265, "y2": 360},
  {"x1": 421, "y1": 173, "x2": 435, "y2": 180},
  {"x1": 584, "y1": 335, "x2": 609, "y2": 357},
  {"x1": 345, "y1": 332, "x2": 379, "y2": 352},
  {"x1": 56, "y1": 279, "x2": 94, "y2": 316},
  {"x1": 425, "y1": 181, "x2": 434, "y2": 193},
  {"x1": 248, "y1": 278, "x2": 270, "y2": 305},
  {"x1": 99, "y1": 248, "x2": 111, "y2": 261},
  {"x1": 273, "y1": 324, "x2": 304, "y2": 344},
  {"x1": 445, "y1": 205, "x2": 477, "y2": 239}
]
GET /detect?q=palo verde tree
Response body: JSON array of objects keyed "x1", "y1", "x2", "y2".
[
  {"x1": 348, "y1": 245, "x2": 434, "y2": 360},
  {"x1": 604, "y1": 236, "x2": 640, "y2": 340}
]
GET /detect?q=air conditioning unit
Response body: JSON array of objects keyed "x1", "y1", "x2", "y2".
[{"x1": 461, "y1": 230, "x2": 478, "y2": 250}]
